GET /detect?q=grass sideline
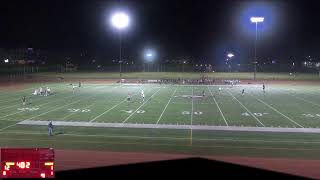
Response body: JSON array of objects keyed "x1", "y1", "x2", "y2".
[{"x1": 29, "y1": 72, "x2": 320, "y2": 81}]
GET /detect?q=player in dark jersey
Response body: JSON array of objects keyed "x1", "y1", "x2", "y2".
[
  {"x1": 263, "y1": 83, "x2": 265, "y2": 93},
  {"x1": 22, "y1": 96, "x2": 26, "y2": 106},
  {"x1": 48, "y1": 121, "x2": 53, "y2": 136},
  {"x1": 241, "y1": 89, "x2": 245, "y2": 96}
]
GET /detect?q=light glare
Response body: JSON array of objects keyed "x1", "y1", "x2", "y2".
[
  {"x1": 111, "y1": 12, "x2": 129, "y2": 29},
  {"x1": 250, "y1": 17, "x2": 264, "y2": 23},
  {"x1": 227, "y1": 53, "x2": 234, "y2": 58}
]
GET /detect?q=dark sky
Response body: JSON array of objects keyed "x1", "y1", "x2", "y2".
[{"x1": 0, "y1": 0, "x2": 319, "y2": 64}]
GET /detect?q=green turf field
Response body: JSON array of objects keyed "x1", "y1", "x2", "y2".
[{"x1": 2, "y1": 82, "x2": 320, "y2": 159}]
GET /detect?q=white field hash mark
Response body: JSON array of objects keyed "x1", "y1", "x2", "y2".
[
  {"x1": 207, "y1": 86, "x2": 228, "y2": 126},
  {"x1": 252, "y1": 96, "x2": 304, "y2": 128},
  {"x1": 157, "y1": 87, "x2": 178, "y2": 124},
  {"x1": 227, "y1": 91, "x2": 265, "y2": 127},
  {"x1": 122, "y1": 88, "x2": 161, "y2": 124}
]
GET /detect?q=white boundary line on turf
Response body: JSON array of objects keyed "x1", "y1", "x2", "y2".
[
  {"x1": 60, "y1": 85, "x2": 122, "y2": 121},
  {"x1": 0, "y1": 85, "x2": 93, "y2": 119},
  {"x1": 0, "y1": 84, "x2": 84, "y2": 111},
  {"x1": 0, "y1": 100, "x2": 84, "y2": 132},
  {"x1": 89, "y1": 85, "x2": 145, "y2": 122},
  {"x1": 0, "y1": 83, "x2": 73, "y2": 104},
  {"x1": 89, "y1": 99, "x2": 127, "y2": 122},
  {"x1": 289, "y1": 92, "x2": 320, "y2": 108},
  {"x1": 0, "y1": 85, "x2": 109, "y2": 131},
  {"x1": 122, "y1": 88, "x2": 161, "y2": 124},
  {"x1": 0, "y1": 93, "x2": 78, "y2": 119},
  {"x1": 207, "y1": 86, "x2": 228, "y2": 126},
  {"x1": 227, "y1": 91, "x2": 265, "y2": 127},
  {"x1": 251, "y1": 95, "x2": 304, "y2": 128},
  {"x1": 156, "y1": 87, "x2": 178, "y2": 124}
]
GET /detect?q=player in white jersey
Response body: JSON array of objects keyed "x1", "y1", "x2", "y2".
[{"x1": 141, "y1": 90, "x2": 145, "y2": 102}]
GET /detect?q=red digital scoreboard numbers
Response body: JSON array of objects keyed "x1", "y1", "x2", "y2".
[{"x1": 0, "y1": 148, "x2": 54, "y2": 178}]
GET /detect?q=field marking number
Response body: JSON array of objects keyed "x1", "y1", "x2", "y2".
[
  {"x1": 242, "y1": 112, "x2": 268, "y2": 117},
  {"x1": 17, "y1": 107, "x2": 39, "y2": 111},
  {"x1": 68, "y1": 109, "x2": 91, "y2": 113},
  {"x1": 302, "y1": 114, "x2": 320, "y2": 118},
  {"x1": 182, "y1": 111, "x2": 203, "y2": 115},
  {"x1": 137, "y1": 110, "x2": 145, "y2": 114}
]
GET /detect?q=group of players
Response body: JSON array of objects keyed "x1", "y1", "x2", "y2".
[{"x1": 32, "y1": 87, "x2": 52, "y2": 96}]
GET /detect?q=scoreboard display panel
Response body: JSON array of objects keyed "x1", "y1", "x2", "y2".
[{"x1": 0, "y1": 148, "x2": 54, "y2": 178}]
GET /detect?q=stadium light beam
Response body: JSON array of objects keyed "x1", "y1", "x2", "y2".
[
  {"x1": 4, "y1": 59, "x2": 9, "y2": 63},
  {"x1": 250, "y1": 16, "x2": 264, "y2": 80},
  {"x1": 110, "y1": 11, "x2": 130, "y2": 79}
]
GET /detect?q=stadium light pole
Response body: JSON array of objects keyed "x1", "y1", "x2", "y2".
[
  {"x1": 111, "y1": 12, "x2": 130, "y2": 79},
  {"x1": 250, "y1": 16, "x2": 264, "y2": 80}
]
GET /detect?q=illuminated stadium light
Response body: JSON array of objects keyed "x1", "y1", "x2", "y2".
[
  {"x1": 227, "y1": 53, "x2": 234, "y2": 58},
  {"x1": 250, "y1": 17, "x2": 264, "y2": 23},
  {"x1": 144, "y1": 49, "x2": 156, "y2": 62},
  {"x1": 4, "y1": 59, "x2": 9, "y2": 63},
  {"x1": 111, "y1": 12, "x2": 130, "y2": 29}
]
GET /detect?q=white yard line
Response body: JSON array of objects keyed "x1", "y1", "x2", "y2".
[
  {"x1": 207, "y1": 87, "x2": 228, "y2": 126},
  {"x1": 289, "y1": 92, "x2": 320, "y2": 108},
  {"x1": 156, "y1": 87, "x2": 178, "y2": 124},
  {"x1": 0, "y1": 84, "x2": 73, "y2": 104},
  {"x1": 0, "y1": 85, "x2": 111, "y2": 131},
  {"x1": 252, "y1": 95, "x2": 304, "y2": 128},
  {"x1": 0, "y1": 94, "x2": 78, "y2": 119},
  {"x1": 0, "y1": 100, "x2": 82, "y2": 132},
  {"x1": 227, "y1": 91, "x2": 265, "y2": 127},
  {"x1": 90, "y1": 85, "x2": 144, "y2": 122},
  {"x1": 0, "y1": 84, "x2": 110, "y2": 119},
  {"x1": 61, "y1": 85, "x2": 122, "y2": 121},
  {"x1": 122, "y1": 88, "x2": 161, "y2": 124},
  {"x1": 89, "y1": 99, "x2": 127, "y2": 122}
]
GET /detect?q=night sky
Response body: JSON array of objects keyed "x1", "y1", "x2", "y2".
[{"x1": 0, "y1": 0, "x2": 319, "y2": 64}]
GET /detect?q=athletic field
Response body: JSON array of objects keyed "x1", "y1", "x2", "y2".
[{"x1": 2, "y1": 82, "x2": 320, "y2": 159}]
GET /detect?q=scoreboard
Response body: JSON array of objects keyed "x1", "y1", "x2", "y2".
[{"x1": 0, "y1": 148, "x2": 54, "y2": 178}]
